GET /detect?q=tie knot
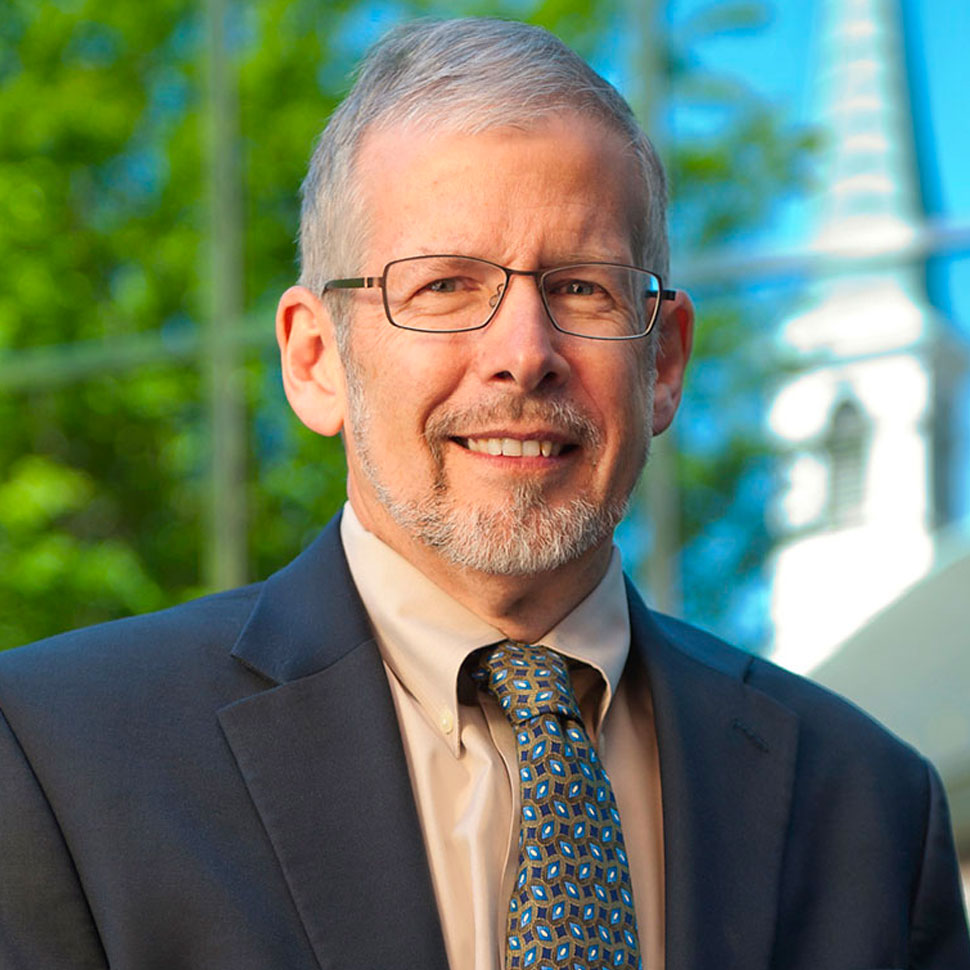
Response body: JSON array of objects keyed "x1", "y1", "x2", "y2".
[{"x1": 474, "y1": 641, "x2": 581, "y2": 725}]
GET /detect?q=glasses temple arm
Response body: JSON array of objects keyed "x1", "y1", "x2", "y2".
[{"x1": 322, "y1": 276, "x2": 384, "y2": 292}]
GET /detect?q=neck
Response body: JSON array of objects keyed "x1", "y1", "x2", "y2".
[
  {"x1": 347, "y1": 495, "x2": 613, "y2": 642},
  {"x1": 414, "y1": 544, "x2": 614, "y2": 643}
]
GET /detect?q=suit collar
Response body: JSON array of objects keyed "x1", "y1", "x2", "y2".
[
  {"x1": 628, "y1": 584, "x2": 799, "y2": 970},
  {"x1": 220, "y1": 513, "x2": 449, "y2": 970},
  {"x1": 230, "y1": 513, "x2": 374, "y2": 685}
]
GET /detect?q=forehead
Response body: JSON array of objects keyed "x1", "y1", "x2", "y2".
[{"x1": 354, "y1": 114, "x2": 645, "y2": 266}]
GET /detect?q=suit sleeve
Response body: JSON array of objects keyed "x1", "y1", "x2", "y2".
[
  {"x1": 0, "y1": 707, "x2": 108, "y2": 970},
  {"x1": 908, "y1": 758, "x2": 970, "y2": 969}
]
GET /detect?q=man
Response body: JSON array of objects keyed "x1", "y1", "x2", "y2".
[{"x1": 0, "y1": 17, "x2": 967, "y2": 970}]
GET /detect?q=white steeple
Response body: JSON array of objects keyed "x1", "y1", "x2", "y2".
[{"x1": 768, "y1": 0, "x2": 943, "y2": 672}]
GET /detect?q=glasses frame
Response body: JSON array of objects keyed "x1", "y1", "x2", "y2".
[{"x1": 323, "y1": 254, "x2": 677, "y2": 340}]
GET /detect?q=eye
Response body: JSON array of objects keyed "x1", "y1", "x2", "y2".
[
  {"x1": 426, "y1": 277, "x2": 460, "y2": 293},
  {"x1": 547, "y1": 277, "x2": 604, "y2": 298}
]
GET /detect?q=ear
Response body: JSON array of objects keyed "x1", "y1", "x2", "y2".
[
  {"x1": 276, "y1": 285, "x2": 347, "y2": 437},
  {"x1": 651, "y1": 290, "x2": 695, "y2": 436}
]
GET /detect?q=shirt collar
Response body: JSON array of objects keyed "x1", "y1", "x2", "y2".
[{"x1": 339, "y1": 502, "x2": 630, "y2": 756}]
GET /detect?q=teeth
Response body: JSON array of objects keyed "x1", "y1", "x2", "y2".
[{"x1": 463, "y1": 437, "x2": 563, "y2": 457}]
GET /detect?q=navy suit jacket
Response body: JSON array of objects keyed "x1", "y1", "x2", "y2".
[{"x1": 1, "y1": 515, "x2": 968, "y2": 969}]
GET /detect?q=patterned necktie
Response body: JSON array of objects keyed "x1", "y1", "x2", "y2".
[{"x1": 474, "y1": 641, "x2": 642, "y2": 970}]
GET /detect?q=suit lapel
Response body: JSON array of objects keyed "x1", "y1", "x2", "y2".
[
  {"x1": 218, "y1": 517, "x2": 448, "y2": 970},
  {"x1": 629, "y1": 589, "x2": 799, "y2": 970},
  {"x1": 214, "y1": 516, "x2": 797, "y2": 970}
]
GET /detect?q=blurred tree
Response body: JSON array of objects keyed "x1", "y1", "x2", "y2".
[
  {"x1": 0, "y1": 0, "x2": 813, "y2": 650},
  {"x1": 1, "y1": 0, "x2": 203, "y2": 647}
]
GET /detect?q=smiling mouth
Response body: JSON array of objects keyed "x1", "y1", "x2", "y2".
[{"x1": 456, "y1": 437, "x2": 568, "y2": 458}]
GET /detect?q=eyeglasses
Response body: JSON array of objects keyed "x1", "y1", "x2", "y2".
[{"x1": 323, "y1": 254, "x2": 676, "y2": 340}]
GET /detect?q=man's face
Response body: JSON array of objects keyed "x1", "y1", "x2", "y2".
[{"x1": 337, "y1": 115, "x2": 659, "y2": 578}]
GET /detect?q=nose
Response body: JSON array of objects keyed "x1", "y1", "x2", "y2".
[{"x1": 475, "y1": 274, "x2": 571, "y2": 393}]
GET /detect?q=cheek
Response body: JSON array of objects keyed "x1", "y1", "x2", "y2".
[
  {"x1": 594, "y1": 369, "x2": 653, "y2": 483},
  {"x1": 591, "y1": 355, "x2": 652, "y2": 429},
  {"x1": 345, "y1": 328, "x2": 409, "y2": 413},
  {"x1": 354, "y1": 349, "x2": 466, "y2": 450},
  {"x1": 624, "y1": 352, "x2": 657, "y2": 429}
]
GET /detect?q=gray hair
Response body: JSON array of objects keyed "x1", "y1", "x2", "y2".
[{"x1": 298, "y1": 18, "x2": 669, "y2": 331}]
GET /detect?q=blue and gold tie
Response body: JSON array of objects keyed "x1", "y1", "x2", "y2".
[{"x1": 475, "y1": 641, "x2": 641, "y2": 969}]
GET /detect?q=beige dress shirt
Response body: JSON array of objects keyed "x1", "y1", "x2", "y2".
[{"x1": 340, "y1": 504, "x2": 664, "y2": 970}]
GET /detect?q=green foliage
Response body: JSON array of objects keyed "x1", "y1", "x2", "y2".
[
  {"x1": 0, "y1": 0, "x2": 812, "y2": 651},
  {"x1": 0, "y1": 454, "x2": 166, "y2": 647}
]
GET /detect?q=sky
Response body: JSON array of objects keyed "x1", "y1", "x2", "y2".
[{"x1": 663, "y1": 0, "x2": 970, "y2": 329}]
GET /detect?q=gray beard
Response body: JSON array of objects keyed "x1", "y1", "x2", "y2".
[
  {"x1": 374, "y1": 476, "x2": 632, "y2": 576},
  {"x1": 343, "y1": 355, "x2": 650, "y2": 576}
]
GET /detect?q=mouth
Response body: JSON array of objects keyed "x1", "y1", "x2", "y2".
[
  {"x1": 453, "y1": 436, "x2": 576, "y2": 458},
  {"x1": 426, "y1": 399, "x2": 598, "y2": 467}
]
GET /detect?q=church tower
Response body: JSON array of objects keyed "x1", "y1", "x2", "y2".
[{"x1": 767, "y1": 0, "x2": 958, "y2": 671}]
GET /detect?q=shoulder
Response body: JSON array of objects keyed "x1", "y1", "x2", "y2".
[
  {"x1": 744, "y1": 646, "x2": 934, "y2": 790},
  {"x1": 0, "y1": 515, "x2": 353, "y2": 728},
  {"x1": 644, "y1": 605, "x2": 931, "y2": 782},
  {"x1": 0, "y1": 584, "x2": 268, "y2": 741},
  {"x1": 0, "y1": 583, "x2": 262, "y2": 682}
]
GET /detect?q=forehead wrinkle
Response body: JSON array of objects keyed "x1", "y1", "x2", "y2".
[
  {"x1": 358, "y1": 117, "x2": 641, "y2": 268},
  {"x1": 426, "y1": 198, "x2": 634, "y2": 267}
]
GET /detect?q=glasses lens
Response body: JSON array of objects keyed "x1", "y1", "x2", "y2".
[
  {"x1": 542, "y1": 264, "x2": 660, "y2": 338},
  {"x1": 384, "y1": 256, "x2": 506, "y2": 332}
]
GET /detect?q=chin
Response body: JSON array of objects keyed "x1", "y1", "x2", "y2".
[{"x1": 380, "y1": 480, "x2": 629, "y2": 576}]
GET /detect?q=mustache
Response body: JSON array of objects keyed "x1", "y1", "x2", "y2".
[{"x1": 423, "y1": 397, "x2": 602, "y2": 463}]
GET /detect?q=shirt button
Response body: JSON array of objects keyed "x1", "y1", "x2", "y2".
[{"x1": 439, "y1": 709, "x2": 455, "y2": 735}]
